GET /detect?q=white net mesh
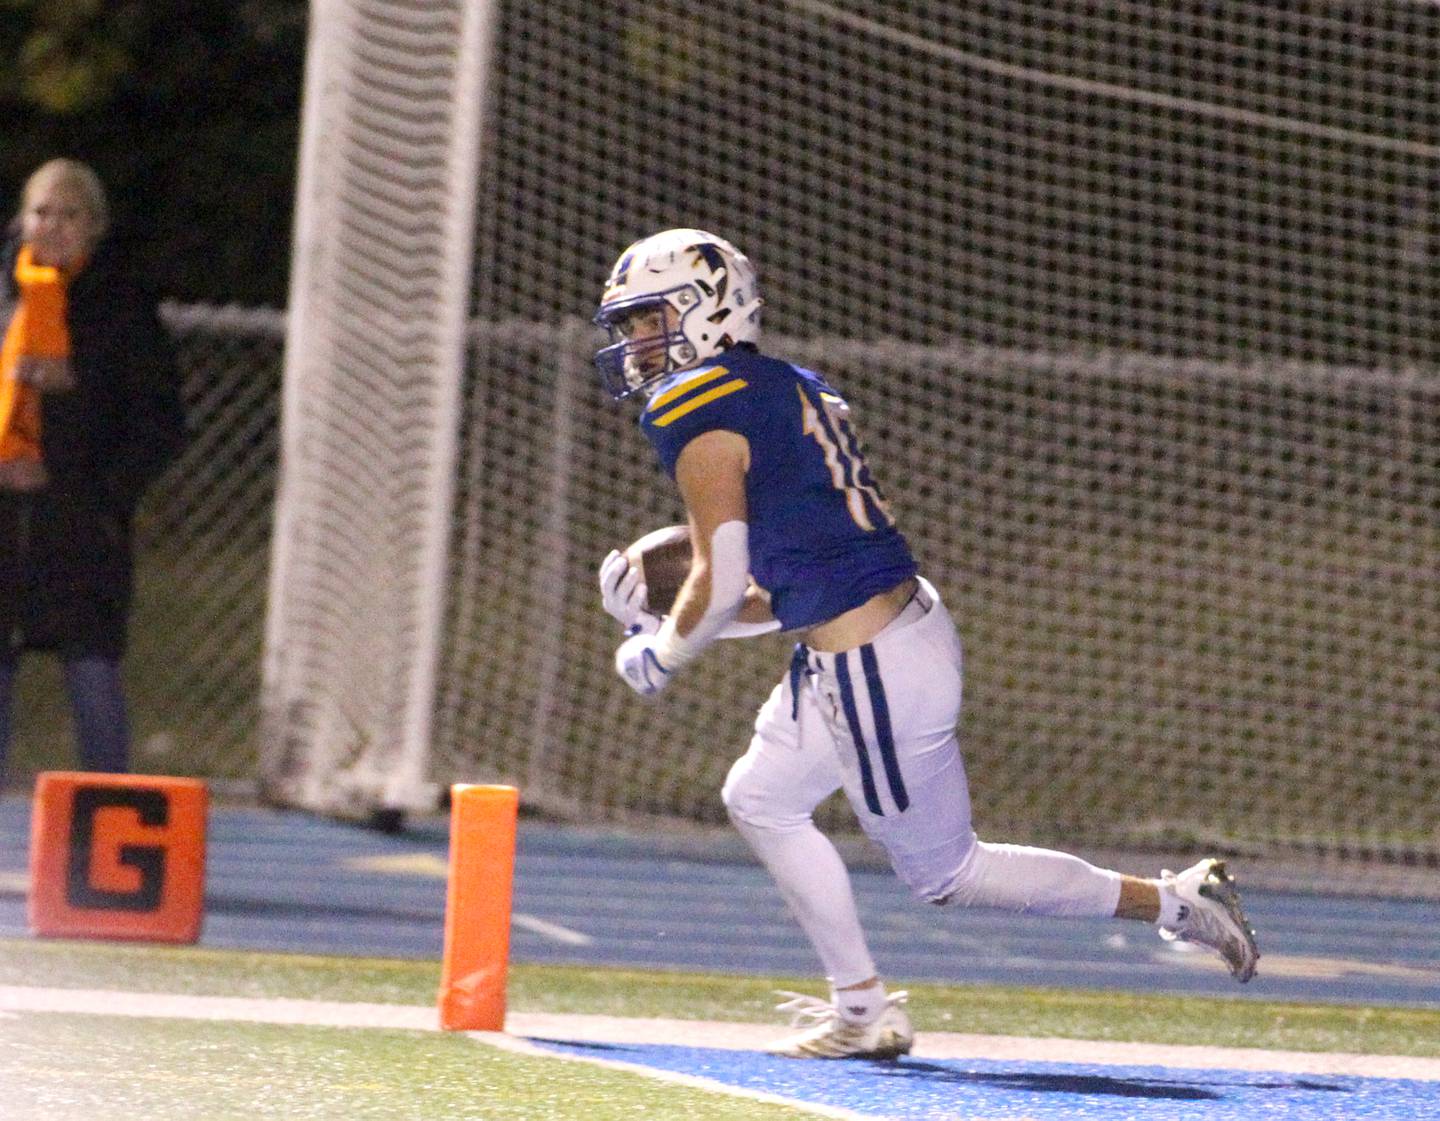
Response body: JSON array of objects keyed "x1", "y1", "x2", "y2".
[
  {"x1": 463, "y1": 0, "x2": 1436, "y2": 362},
  {"x1": 439, "y1": 332, "x2": 1439, "y2": 860},
  {"x1": 261, "y1": 0, "x2": 1438, "y2": 872},
  {"x1": 433, "y1": 0, "x2": 1439, "y2": 866}
]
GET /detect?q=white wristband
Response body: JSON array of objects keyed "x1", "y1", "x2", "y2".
[{"x1": 651, "y1": 615, "x2": 705, "y2": 672}]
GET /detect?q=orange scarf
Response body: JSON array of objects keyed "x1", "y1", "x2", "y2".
[{"x1": 0, "y1": 245, "x2": 72, "y2": 463}]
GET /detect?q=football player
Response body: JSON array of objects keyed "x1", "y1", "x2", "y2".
[{"x1": 594, "y1": 229, "x2": 1259, "y2": 1059}]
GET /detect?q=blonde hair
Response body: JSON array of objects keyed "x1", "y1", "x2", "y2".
[{"x1": 19, "y1": 158, "x2": 110, "y2": 240}]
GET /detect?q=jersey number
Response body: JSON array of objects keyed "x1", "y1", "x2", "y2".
[{"x1": 798, "y1": 387, "x2": 895, "y2": 532}]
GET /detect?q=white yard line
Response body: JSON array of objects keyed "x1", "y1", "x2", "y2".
[
  {"x1": 479, "y1": 1030, "x2": 872, "y2": 1120},
  {"x1": 511, "y1": 913, "x2": 594, "y2": 945},
  {"x1": 3, "y1": 985, "x2": 1439, "y2": 1083},
  {"x1": 0, "y1": 985, "x2": 438, "y2": 1030}
]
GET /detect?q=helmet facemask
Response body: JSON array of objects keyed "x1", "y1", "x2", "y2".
[
  {"x1": 594, "y1": 229, "x2": 763, "y2": 400},
  {"x1": 593, "y1": 287, "x2": 699, "y2": 399}
]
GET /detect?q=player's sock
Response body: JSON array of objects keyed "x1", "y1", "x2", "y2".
[
  {"x1": 831, "y1": 980, "x2": 888, "y2": 1025},
  {"x1": 1154, "y1": 879, "x2": 1186, "y2": 927}
]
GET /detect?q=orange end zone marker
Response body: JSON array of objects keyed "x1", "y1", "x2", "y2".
[
  {"x1": 438, "y1": 783, "x2": 519, "y2": 1031},
  {"x1": 27, "y1": 771, "x2": 208, "y2": 944}
]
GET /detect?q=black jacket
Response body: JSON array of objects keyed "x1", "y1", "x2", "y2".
[{"x1": 0, "y1": 236, "x2": 185, "y2": 657}]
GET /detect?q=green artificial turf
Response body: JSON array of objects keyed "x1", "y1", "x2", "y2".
[
  {"x1": 0, "y1": 1012, "x2": 813, "y2": 1121},
  {"x1": 3, "y1": 937, "x2": 1437, "y2": 1058}
]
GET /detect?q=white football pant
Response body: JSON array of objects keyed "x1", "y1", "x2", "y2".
[{"x1": 722, "y1": 578, "x2": 1123, "y2": 988}]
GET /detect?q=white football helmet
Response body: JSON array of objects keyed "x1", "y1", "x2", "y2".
[{"x1": 594, "y1": 228, "x2": 763, "y2": 399}]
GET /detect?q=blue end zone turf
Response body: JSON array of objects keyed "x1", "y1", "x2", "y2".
[{"x1": 529, "y1": 1039, "x2": 1440, "y2": 1120}]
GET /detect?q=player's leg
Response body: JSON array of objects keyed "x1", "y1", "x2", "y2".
[
  {"x1": 722, "y1": 665, "x2": 911, "y2": 1058},
  {"x1": 722, "y1": 671, "x2": 876, "y2": 988},
  {"x1": 812, "y1": 580, "x2": 1123, "y2": 915},
  {"x1": 817, "y1": 580, "x2": 1258, "y2": 979}
]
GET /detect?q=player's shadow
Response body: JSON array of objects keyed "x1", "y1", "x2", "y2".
[
  {"x1": 869, "y1": 1061, "x2": 1219, "y2": 1100},
  {"x1": 529, "y1": 1042, "x2": 1353, "y2": 1105},
  {"x1": 868, "y1": 1061, "x2": 1351, "y2": 1101}
]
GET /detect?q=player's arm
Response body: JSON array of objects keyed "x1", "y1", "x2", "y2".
[
  {"x1": 667, "y1": 429, "x2": 751, "y2": 642},
  {"x1": 613, "y1": 429, "x2": 754, "y2": 695},
  {"x1": 727, "y1": 583, "x2": 779, "y2": 630},
  {"x1": 676, "y1": 440, "x2": 777, "y2": 634}
]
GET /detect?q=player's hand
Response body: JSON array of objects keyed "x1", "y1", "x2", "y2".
[
  {"x1": 599, "y1": 549, "x2": 660, "y2": 634},
  {"x1": 0, "y1": 459, "x2": 48, "y2": 491},
  {"x1": 615, "y1": 632, "x2": 671, "y2": 697},
  {"x1": 13, "y1": 355, "x2": 75, "y2": 392}
]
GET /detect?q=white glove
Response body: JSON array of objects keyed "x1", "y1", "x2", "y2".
[
  {"x1": 615, "y1": 631, "x2": 671, "y2": 697},
  {"x1": 599, "y1": 549, "x2": 660, "y2": 634}
]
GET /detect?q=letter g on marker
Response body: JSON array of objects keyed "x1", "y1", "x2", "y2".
[{"x1": 66, "y1": 786, "x2": 170, "y2": 911}]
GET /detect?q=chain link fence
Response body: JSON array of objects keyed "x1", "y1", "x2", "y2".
[
  {"x1": 6, "y1": 304, "x2": 281, "y2": 788},
  {"x1": 9, "y1": 302, "x2": 1436, "y2": 899}
]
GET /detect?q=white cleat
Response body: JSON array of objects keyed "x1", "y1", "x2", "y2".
[
  {"x1": 767, "y1": 990, "x2": 914, "y2": 1060},
  {"x1": 1159, "y1": 858, "x2": 1261, "y2": 983}
]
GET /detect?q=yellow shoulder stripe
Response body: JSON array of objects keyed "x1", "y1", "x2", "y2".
[
  {"x1": 651, "y1": 379, "x2": 749, "y2": 427},
  {"x1": 647, "y1": 365, "x2": 731, "y2": 412}
]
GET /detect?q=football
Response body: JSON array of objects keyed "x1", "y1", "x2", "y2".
[{"x1": 624, "y1": 523, "x2": 692, "y2": 616}]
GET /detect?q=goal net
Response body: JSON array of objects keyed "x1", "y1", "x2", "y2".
[{"x1": 269, "y1": 0, "x2": 1440, "y2": 872}]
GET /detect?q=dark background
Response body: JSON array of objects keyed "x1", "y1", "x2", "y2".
[
  {"x1": 0, "y1": 1, "x2": 305, "y2": 306},
  {"x1": 0, "y1": 1, "x2": 1435, "y2": 366}
]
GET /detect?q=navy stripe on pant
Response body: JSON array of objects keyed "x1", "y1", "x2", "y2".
[
  {"x1": 834, "y1": 652, "x2": 884, "y2": 816},
  {"x1": 859, "y1": 643, "x2": 909, "y2": 812}
]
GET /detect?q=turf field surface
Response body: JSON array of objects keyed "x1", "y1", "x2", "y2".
[{"x1": 4, "y1": 940, "x2": 1440, "y2": 1120}]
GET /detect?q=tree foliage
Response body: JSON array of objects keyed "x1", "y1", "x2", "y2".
[
  {"x1": 0, "y1": 0, "x2": 306, "y2": 304},
  {"x1": 0, "y1": 0, "x2": 142, "y2": 112}
]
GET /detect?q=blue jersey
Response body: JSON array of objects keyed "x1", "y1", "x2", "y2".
[{"x1": 640, "y1": 346, "x2": 917, "y2": 631}]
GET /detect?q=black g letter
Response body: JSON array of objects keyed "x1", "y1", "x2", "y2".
[{"x1": 66, "y1": 788, "x2": 169, "y2": 911}]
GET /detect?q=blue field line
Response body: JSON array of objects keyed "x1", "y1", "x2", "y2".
[
  {"x1": 2, "y1": 796, "x2": 1438, "y2": 1008},
  {"x1": 528, "y1": 1039, "x2": 1440, "y2": 1120}
]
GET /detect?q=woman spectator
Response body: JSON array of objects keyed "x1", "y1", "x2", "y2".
[{"x1": 0, "y1": 158, "x2": 184, "y2": 785}]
